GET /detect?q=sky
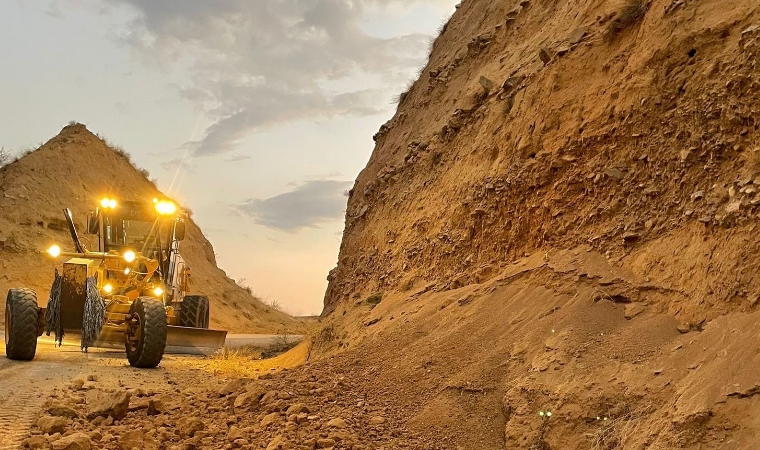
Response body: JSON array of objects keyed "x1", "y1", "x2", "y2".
[{"x1": 0, "y1": 0, "x2": 458, "y2": 316}]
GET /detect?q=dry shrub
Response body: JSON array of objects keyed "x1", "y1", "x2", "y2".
[
  {"x1": 608, "y1": 0, "x2": 647, "y2": 35},
  {"x1": 746, "y1": 146, "x2": 760, "y2": 174}
]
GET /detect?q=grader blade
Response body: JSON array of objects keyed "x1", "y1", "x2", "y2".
[
  {"x1": 166, "y1": 326, "x2": 227, "y2": 355},
  {"x1": 93, "y1": 325, "x2": 227, "y2": 355}
]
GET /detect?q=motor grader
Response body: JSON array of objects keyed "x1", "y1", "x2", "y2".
[{"x1": 4, "y1": 197, "x2": 227, "y2": 367}]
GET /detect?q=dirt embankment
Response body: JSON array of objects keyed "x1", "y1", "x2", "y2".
[{"x1": 0, "y1": 123, "x2": 299, "y2": 333}]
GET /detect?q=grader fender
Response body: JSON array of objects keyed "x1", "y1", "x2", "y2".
[{"x1": 94, "y1": 324, "x2": 227, "y2": 355}]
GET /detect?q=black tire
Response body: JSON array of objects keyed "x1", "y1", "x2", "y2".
[
  {"x1": 178, "y1": 295, "x2": 210, "y2": 329},
  {"x1": 125, "y1": 297, "x2": 167, "y2": 368},
  {"x1": 5, "y1": 289, "x2": 39, "y2": 361}
]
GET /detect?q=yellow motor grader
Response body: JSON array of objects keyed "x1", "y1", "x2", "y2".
[{"x1": 4, "y1": 197, "x2": 227, "y2": 367}]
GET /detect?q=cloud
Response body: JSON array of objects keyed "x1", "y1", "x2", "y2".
[
  {"x1": 236, "y1": 179, "x2": 351, "y2": 231},
  {"x1": 226, "y1": 154, "x2": 252, "y2": 162},
  {"x1": 161, "y1": 157, "x2": 194, "y2": 173},
  {"x1": 103, "y1": 0, "x2": 451, "y2": 156}
]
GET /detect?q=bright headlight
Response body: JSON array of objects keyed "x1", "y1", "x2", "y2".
[
  {"x1": 155, "y1": 200, "x2": 177, "y2": 215},
  {"x1": 103, "y1": 284, "x2": 113, "y2": 294},
  {"x1": 47, "y1": 245, "x2": 61, "y2": 258},
  {"x1": 123, "y1": 268, "x2": 130, "y2": 275},
  {"x1": 100, "y1": 197, "x2": 118, "y2": 209},
  {"x1": 123, "y1": 250, "x2": 136, "y2": 263},
  {"x1": 153, "y1": 287, "x2": 164, "y2": 297}
]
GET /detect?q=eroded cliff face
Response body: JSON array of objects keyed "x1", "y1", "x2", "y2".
[{"x1": 326, "y1": 0, "x2": 760, "y2": 315}]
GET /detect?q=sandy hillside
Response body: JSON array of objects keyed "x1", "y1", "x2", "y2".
[{"x1": 0, "y1": 123, "x2": 299, "y2": 333}]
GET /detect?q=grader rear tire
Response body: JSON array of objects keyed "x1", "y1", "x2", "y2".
[
  {"x1": 125, "y1": 297, "x2": 167, "y2": 368},
  {"x1": 178, "y1": 295, "x2": 210, "y2": 329},
  {"x1": 5, "y1": 289, "x2": 39, "y2": 361}
]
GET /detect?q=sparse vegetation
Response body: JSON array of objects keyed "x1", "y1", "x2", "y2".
[
  {"x1": 747, "y1": 146, "x2": 760, "y2": 173},
  {"x1": 607, "y1": 0, "x2": 647, "y2": 35},
  {"x1": 0, "y1": 147, "x2": 11, "y2": 168},
  {"x1": 236, "y1": 277, "x2": 254, "y2": 296},
  {"x1": 365, "y1": 292, "x2": 382, "y2": 307}
]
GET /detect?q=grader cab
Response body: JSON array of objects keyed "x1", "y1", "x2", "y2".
[{"x1": 4, "y1": 197, "x2": 227, "y2": 367}]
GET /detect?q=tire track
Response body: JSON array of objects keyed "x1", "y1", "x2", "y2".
[{"x1": 0, "y1": 361, "x2": 61, "y2": 450}]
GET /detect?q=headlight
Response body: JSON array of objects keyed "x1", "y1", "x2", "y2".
[
  {"x1": 100, "y1": 198, "x2": 117, "y2": 209},
  {"x1": 153, "y1": 287, "x2": 164, "y2": 297},
  {"x1": 123, "y1": 250, "x2": 136, "y2": 263},
  {"x1": 103, "y1": 284, "x2": 113, "y2": 294},
  {"x1": 155, "y1": 200, "x2": 177, "y2": 215},
  {"x1": 47, "y1": 245, "x2": 61, "y2": 258},
  {"x1": 123, "y1": 268, "x2": 130, "y2": 275}
]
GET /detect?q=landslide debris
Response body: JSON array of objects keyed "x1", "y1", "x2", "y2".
[{"x1": 0, "y1": 123, "x2": 297, "y2": 333}]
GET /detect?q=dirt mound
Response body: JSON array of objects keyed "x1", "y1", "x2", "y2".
[{"x1": 0, "y1": 123, "x2": 297, "y2": 333}]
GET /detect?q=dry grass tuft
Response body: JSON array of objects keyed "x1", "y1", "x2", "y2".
[{"x1": 608, "y1": 0, "x2": 647, "y2": 35}]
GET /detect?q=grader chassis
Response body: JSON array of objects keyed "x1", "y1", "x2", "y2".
[{"x1": 4, "y1": 197, "x2": 227, "y2": 367}]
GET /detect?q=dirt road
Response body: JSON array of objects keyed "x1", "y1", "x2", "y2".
[{"x1": 0, "y1": 334, "x2": 294, "y2": 450}]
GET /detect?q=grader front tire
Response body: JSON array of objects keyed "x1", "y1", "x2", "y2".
[
  {"x1": 5, "y1": 289, "x2": 39, "y2": 361},
  {"x1": 125, "y1": 297, "x2": 167, "y2": 368}
]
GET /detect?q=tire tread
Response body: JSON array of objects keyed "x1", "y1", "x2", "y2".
[{"x1": 6, "y1": 289, "x2": 39, "y2": 361}]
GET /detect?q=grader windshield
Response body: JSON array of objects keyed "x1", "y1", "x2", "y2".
[{"x1": 99, "y1": 199, "x2": 178, "y2": 256}]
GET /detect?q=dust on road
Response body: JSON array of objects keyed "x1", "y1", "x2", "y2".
[{"x1": 0, "y1": 335, "x2": 301, "y2": 449}]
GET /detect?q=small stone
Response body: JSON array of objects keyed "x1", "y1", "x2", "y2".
[
  {"x1": 226, "y1": 425, "x2": 244, "y2": 441},
  {"x1": 38, "y1": 416, "x2": 67, "y2": 435},
  {"x1": 624, "y1": 302, "x2": 645, "y2": 320},
  {"x1": 316, "y1": 438, "x2": 336, "y2": 449},
  {"x1": 286, "y1": 403, "x2": 310, "y2": 415},
  {"x1": 605, "y1": 167, "x2": 624, "y2": 180},
  {"x1": 568, "y1": 26, "x2": 588, "y2": 44},
  {"x1": 88, "y1": 430, "x2": 102, "y2": 442},
  {"x1": 326, "y1": 418, "x2": 348, "y2": 428},
  {"x1": 654, "y1": 369, "x2": 664, "y2": 375},
  {"x1": 369, "y1": 416, "x2": 386, "y2": 425},
  {"x1": 260, "y1": 412, "x2": 281, "y2": 428},
  {"x1": 677, "y1": 322, "x2": 691, "y2": 334},
  {"x1": 85, "y1": 390, "x2": 130, "y2": 420},
  {"x1": 233, "y1": 389, "x2": 264, "y2": 412},
  {"x1": 218, "y1": 378, "x2": 252, "y2": 397},
  {"x1": 176, "y1": 417, "x2": 205, "y2": 438},
  {"x1": 46, "y1": 402, "x2": 79, "y2": 419},
  {"x1": 118, "y1": 430, "x2": 144, "y2": 450},
  {"x1": 24, "y1": 436, "x2": 48, "y2": 450},
  {"x1": 265, "y1": 435, "x2": 288, "y2": 450},
  {"x1": 51, "y1": 433, "x2": 91, "y2": 450},
  {"x1": 479, "y1": 76, "x2": 495, "y2": 92},
  {"x1": 539, "y1": 47, "x2": 553, "y2": 64},
  {"x1": 86, "y1": 375, "x2": 98, "y2": 382}
]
